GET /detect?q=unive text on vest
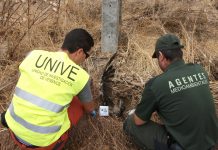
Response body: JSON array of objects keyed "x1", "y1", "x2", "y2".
[{"x1": 35, "y1": 55, "x2": 79, "y2": 82}]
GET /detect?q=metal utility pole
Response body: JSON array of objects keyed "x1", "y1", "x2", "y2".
[{"x1": 101, "y1": 0, "x2": 121, "y2": 53}]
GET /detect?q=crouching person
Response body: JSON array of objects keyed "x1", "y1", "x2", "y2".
[
  {"x1": 123, "y1": 34, "x2": 218, "y2": 150},
  {"x1": 0, "y1": 28, "x2": 96, "y2": 150}
]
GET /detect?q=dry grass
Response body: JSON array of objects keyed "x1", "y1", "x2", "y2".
[
  {"x1": 0, "y1": 0, "x2": 218, "y2": 149},
  {"x1": 68, "y1": 116, "x2": 137, "y2": 150},
  {"x1": 210, "y1": 81, "x2": 218, "y2": 116}
]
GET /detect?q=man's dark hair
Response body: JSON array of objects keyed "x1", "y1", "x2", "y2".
[
  {"x1": 61, "y1": 28, "x2": 94, "y2": 53},
  {"x1": 156, "y1": 49, "x2": 183, "y2": 61}
]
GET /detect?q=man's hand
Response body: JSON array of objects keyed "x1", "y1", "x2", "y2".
[
  {"x1": 133, "y1": 113, "x2": 146, "y2": 126},
  {"x1": 90, "y1": 110, "x2": 97, "y2": 118}
]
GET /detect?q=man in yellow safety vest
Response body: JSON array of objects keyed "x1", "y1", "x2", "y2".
[{"x1": 0, "y1": 28, "x2": 96, "y2": 150}]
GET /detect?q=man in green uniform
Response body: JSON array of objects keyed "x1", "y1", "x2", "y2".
[{"x1": 123, "y1": 34, "x2": 218, "y2": 150}]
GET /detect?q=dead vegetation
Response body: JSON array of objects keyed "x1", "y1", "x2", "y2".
[{"x1": 0, "y1": 0, "x2": 218, "y2": 149}]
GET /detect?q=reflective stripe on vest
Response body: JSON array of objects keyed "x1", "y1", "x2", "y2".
[
  {"x1": 15, "y1": 87, "x2": 67, "y2": 113},
  {"x1": 8, "y1": 103, "x2": 61, "y2": 134}
]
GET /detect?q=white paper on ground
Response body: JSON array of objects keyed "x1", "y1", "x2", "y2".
[{"x1": 99, "y1": 106, "x2": 109, "y2": 116}]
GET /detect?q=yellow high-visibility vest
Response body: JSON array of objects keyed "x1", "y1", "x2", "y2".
[{"x1": 5, "y1": 50, "x2": 89, "y2": 146}]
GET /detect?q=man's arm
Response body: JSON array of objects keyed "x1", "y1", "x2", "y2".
[
  {"x1": 77, "y1": 78, "x2": 95, "y2": 113},
  {"x1": 82, "y1": 100, "x2": 95, "y2": 113},
  {"x1": 132, "y1": 78, "x2": 157, "y2": 126}
]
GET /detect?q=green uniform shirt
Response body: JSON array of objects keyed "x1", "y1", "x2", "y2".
[{"x1": 135, "y1": 60, "x2": 218, "y2": 150}]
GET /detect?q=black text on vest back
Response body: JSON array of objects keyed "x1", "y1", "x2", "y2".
[{"x1": 35, "y1": 55, "x2": 79, "y2": 81}]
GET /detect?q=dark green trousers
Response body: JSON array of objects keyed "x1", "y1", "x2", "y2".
[{"x1": 123, "y1": 115, "x2": 168, "y2": 150}]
